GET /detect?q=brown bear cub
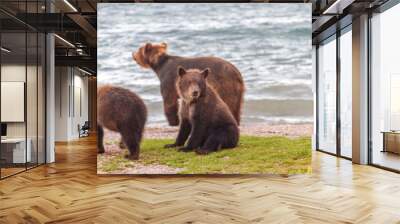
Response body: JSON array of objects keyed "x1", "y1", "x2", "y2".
[
  {"x1": 97, "y1": 85, "x2": 147, "y2": 160},
  {"x1": 165, "y1": 67, "x2": 239, "y2": 155},
  {"x1": 133, "y1": 42, "x2": 245, "y2": 127}
]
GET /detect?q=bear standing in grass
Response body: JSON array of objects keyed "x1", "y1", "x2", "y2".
[
  {"x1": 132, "y1": 42, "x2": 244, "y2": 126},
  {"x1": 97, "y1": 85, "x2": 147, "y2": 160},
  {"x1": 168, "y1": 67, "x2": 239, "y2": 155}
]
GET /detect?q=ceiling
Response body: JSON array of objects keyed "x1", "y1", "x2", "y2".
[
  {"x1": 0, "y1": 0, "x2": 98, "y2": 74},
  {"x1": 0, "y1": 0, "x2": 395, "y2": 74},
  {"x1": 311, "y1": 0, "x2": 391, "y2": 44}
]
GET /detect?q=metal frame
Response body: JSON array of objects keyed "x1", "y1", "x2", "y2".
[
  {"x1": 315, "y1": 33, "x2": 339, "y2": 157},
  {"x1": 338, "y1": 23, "x2": 352, "y2": 161},
  {"x1": 315, "y1": 0, "x2": 400, "y2": 172},
  {"x1": 0, "y1": 23, "x2": 2, "y2": 179},
  {"x1": 336, "y1": 25, "x2": 341, "y2": 157},
  {"x1": 367, "y1": 10, "x2": 373, "y2": 165},
  {"x1": 0, "y1": 0, "x2": 48, "y2": 180},
  {"x1": 25, "y1": 3, "x2": 28, "y2": 172},
  {"x1": 315, "y1": 22, "x2": 353, "y2": 162},
  {"x1": 315, "y1": 44, "x2": 319, "y2": 151},
  {"x1": 367, "y1": 0, "x2": 400, "y2": 172}
]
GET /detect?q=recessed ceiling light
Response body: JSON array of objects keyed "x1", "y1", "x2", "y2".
[
  {"x1": 78, "y1": 67, "x2": 93, "y2": 76},
  {"x1": 63, "y1": 0, "x2": 78, "y2": 12},
  {"x1": 54, "y1": 34, "x2": 75, "y2": 48},
  {"x1": 323, "y1": 0, "x2": 354, "y2": 15},
  {"x1": 1, "y1": 47, "x2": 11, "y2": 53}
]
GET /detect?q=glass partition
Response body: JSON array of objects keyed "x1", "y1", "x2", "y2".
[
  {"x1": 339, "y1": 27, "x2": 352, "y2": 158},
  {"x1": 38, "y1": 32, "x2": 46, "y2": 165},
  {"x1": 371, "y1": 3, "x2": 400, "y2": 171},
  {"x1": 27, "y1": 30, "x2": 38, "y2": 169},
  {"x1": 0, "y1": 1, "x2": 46, "y2": 179},
  {"x1": 1, "y1": 31, "x2": 28, "y2": 177},
  {"x1": 317, "y1": 35, "x2": 337, "y2": 154}
]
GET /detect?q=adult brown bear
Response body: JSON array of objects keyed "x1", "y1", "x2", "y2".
[
  {"x1": 132, "y1": 42, "x2": 244, "y2": 126},
  {"x1": 166, "y1": 67, "x2": 239, "y2": 155},
  {"x1": 97, "y1": 85, "x2": 147, "y2": 160}
]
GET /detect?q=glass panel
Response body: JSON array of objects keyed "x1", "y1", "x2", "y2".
[
  {"x1": 371, "y1": 4, "x2": 400, "y2": 171},
  {"x1": 0, "y1": 1, "x2": 46, "y2": 178},
  {"x1": 26, "y1": 0, "x2": 39, "y2": 169},
  {"x1": 1, "y1": 31, "x2": 27, "y2": 177},
  {"x1": 27, "y1": 30, "x2": 38, "y2": 169},
  {"x1": 340, "y1": 29, "x2": 352, "y2": 158},
  {"x1": 38, "y1": 33, "x2": 45, "y2": 165},
  {"x1": 318, "y1": 37, "x2": 337, "y2": 154}
]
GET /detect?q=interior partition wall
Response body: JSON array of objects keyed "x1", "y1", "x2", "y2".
[
  {"x1": 0, "y1": 1, "x2": 47, "y2": 179},
  {"x1": 315, "y1": 24, "x2": 353, "y2": 159},
  {"x1": 317, "y1": 35, "x2": 337, "y2": 155},
  {"x1": 339, "y1": 26, "x2": 352, "y2": 159},
  {"x1": 370, "y1": 2, "x2": 400, "y2": 172},
  {"x1": 315, "y1": 0, "x2": 400, "y2": 172}
]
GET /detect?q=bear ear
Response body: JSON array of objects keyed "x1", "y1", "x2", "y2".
[
  {"x1": 201, "y1": 68, "x2": 210, "y2": 79},
  {"x1": 177, "y1": 66, "x2": 187, "y2": 77},
  {"x1": 144, "y1": 43, "x2": 152, "y2": 52},
  {"x1": 161, "y1": 42, "x2": 168, "y2": 49}
]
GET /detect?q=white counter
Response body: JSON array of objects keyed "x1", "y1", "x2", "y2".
[{"x1": 1, "y1": 138, "x2": 31, "y2": 163}]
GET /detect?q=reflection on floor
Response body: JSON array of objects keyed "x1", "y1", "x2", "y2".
[
  {"x1": 0, "y1": 135, "x2": 400, "y2": 223},
  {"x1": 0, "y1": 167, "x2": 25, "y2": 178},
  {"x1": 373, "y1": 150, "x2": 400, "y2": 171},
  {"x1": 0, "y1": 163, "x2": 43, "y2": 179}
]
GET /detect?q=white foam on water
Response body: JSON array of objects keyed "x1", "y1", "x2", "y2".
[{"x1": 98, "y1": 3, "x2": 312, "y2": 125}]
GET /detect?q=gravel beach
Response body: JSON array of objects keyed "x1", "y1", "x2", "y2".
[
  {"x1": 101, "y1": 123, "x2": 313, "y2": 144},
  {"x1": 143, "y1": 123, "x2": 313, "y2": 139}
]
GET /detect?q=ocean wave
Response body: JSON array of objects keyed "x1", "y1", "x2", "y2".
[
  {"x1": 242, "y1": 115, "x2": 313, "y2": 124},
  {"x1": 97, "y1": 3, "x2": 312, "y2": 124}
]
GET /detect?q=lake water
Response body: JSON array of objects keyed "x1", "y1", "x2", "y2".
[{"x1": 97, "y1": 3, "x2": 313, "y2": 125}]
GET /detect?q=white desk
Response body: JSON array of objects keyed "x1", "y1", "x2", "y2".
[{"x1": 1, "y1": 138, "x2": 31, "y2": 163}]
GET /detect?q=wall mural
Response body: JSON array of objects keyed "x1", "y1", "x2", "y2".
[{"x1": 97, "y1": 3, "x2": 312, "y2": 174}]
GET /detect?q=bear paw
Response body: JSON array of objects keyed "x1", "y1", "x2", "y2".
[
  {"x1": 119, "y1": 141, "x2": 126, "y2": 149},
  {"x1": 178, "y1": 146, "x2": 193, "y2": 152},
  {"x1": 195, "y1": 148, "x2": 211, "y2": 155},
  {"x1": 98, "y1": 148, "x2": 105, "y2": 154},
  {"x1": 164, "y1": 143, "x2": 178, "y2": 148},
  {"x1": 124, "y1": 154, "x2": 139, "y2": 160}
]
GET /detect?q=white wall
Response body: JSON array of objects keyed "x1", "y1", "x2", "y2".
[
  {"x1": 72, "y1": 73, "x2": 89, "y2": 138},
  {"x1": 1, "y1": 63, "x2": 46, "y2": 164},
  {"x1": 1, "y1": 65, "x2": 35, "y2": 138},
  {"x1": 55, "y1": 66, "x2": 70, "y2": 141},
  {"x1": 1, "y1": 66, "x2": 25, "y2": 129},
  {"x1": 55, "y1": 67, "x2": 89, "y2": 141}
]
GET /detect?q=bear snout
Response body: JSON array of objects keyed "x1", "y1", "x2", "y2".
[
  {"x1": 132, "y1": 52, "x2": 137, "y2": 61},
  {"x1": 192, "y1": 90, "x2": 199, "y2": 97}
]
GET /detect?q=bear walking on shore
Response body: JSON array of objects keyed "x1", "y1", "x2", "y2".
[
  {"x1": 132, "y1": 42, "x2": 244, "y2": 126},
  {"x1": 167, "y1": 67, "x2": 239, "y2": 154},
  {"x1": 97, "y1": 85, "x2": 147, "y2": 160}
]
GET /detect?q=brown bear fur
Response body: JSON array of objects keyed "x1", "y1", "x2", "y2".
[
  {"x1": 165, "y1": 67, "x2": 239, "y2": 155},
  {"x1": 133, "y1": 42, "x2": 244, "y2": 126},
  {"x1": 97, "y1": 85, "x2": 147, "y2": 160}
]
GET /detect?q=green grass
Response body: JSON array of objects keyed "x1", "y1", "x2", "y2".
[
  {"x1": 99, "y1": 136, "x2": 312, "y2": 174},
  {"x1": 101, "y1": 155, "x2": 133, "y2": 172}
]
